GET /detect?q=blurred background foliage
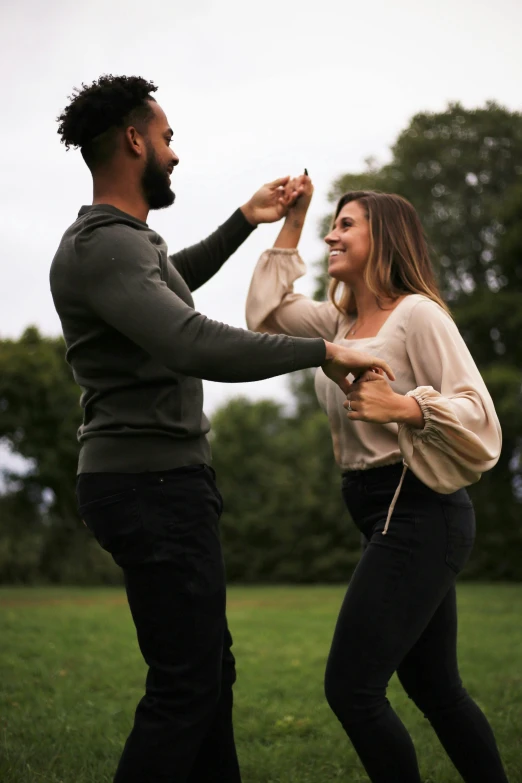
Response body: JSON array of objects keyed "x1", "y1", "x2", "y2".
[{"x1": 1, "y1": 102, "x2": 521, "y2": 584}]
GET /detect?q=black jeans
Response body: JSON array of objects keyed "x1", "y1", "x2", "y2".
[
  {"x1": 77, "y1": 464, "x2": 241, "y2": 783},
  {"x1": 324, "y1": 463, "x2": 508, "y2": 783}
]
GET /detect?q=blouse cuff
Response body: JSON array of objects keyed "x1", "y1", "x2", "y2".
[
  {"x1": 265, "y1": 247, "x2": 301, "y2": 255},
  {"x1": 405, "y1": 387, "x2": 437, "y2": 439}
]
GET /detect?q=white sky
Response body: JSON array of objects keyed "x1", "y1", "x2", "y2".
[{"x1": 0, "y1": 0, "x2": 521, "y2": 461}]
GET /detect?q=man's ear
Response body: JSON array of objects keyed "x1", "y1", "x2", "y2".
[{"x1": 124, "y1": 126, "x2": 145, "y2": 158}]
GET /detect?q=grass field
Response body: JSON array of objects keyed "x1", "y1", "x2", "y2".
[{"x1": 1, "y1": 584, "x2": 521, "y2": 782}]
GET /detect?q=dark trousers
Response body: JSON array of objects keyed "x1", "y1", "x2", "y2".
[
  {"x1": 325, "y1": 463, "x2": 508, "y2": 783},
  {"x1": 77, "y1": 465, "x2": 241, "y2": 783}
]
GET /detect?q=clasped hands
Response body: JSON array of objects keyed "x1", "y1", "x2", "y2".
[
  {"x1": 240, "y1": 174, "x2": 312, "y2": 226},
  {"x1": 344, "y1": 370, "x2": 424, "y2": 428}
]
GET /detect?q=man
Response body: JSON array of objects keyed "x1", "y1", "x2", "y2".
[{"x1": 50, "y1": 75, "x2": 393, "y2": 783}]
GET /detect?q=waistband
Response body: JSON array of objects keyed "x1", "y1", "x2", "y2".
[
  {"x1": 78, "y1": 433, "x2": 212, "y2": 474},
  {"x1": 342, "y1": 461, "x2": 405, "y2": 481},
  {"x1": 343, "y1": 461, "x2": 409, "y2": 536}
]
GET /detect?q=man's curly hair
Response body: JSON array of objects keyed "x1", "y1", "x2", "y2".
[{"x1": 57, "y1": 75, "x2": 158, "y2": 169}]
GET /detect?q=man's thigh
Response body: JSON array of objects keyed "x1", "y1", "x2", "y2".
[{"x1": 78, "y1": 464, "x2": 227, "y2": 662}]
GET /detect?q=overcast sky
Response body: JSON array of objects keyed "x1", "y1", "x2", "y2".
[{"x1": 1, "y1": 0, "x2": 521, "y2": 472}]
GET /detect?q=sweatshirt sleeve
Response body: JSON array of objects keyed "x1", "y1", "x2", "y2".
[
  {"x1": 76, "y1": 226, "x2": 326, "y2": 383},
  {"x1": 398, "y1": 299, "x2": 502, "y2": 493},
  {"x1": 246, "y1": 248, "x2": 341, "y2": 339},
  {"x1": 169, "y1": 209, "x2": 255, "y2": 292}
]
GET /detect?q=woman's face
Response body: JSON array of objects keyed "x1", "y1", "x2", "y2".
[{"x1": 325, "y1": 200, "x2": 371, "y2": 285}]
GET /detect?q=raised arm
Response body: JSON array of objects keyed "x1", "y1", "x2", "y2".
[
  {"x1": 169, "y1": 209, "x2": 255, "y2": 292},
  {"x1": 246, "y1": 174, "x2": 341, "y2": 341},
  {"x1": 169, "y1": 177, "x2": 300, "y2": 292}
]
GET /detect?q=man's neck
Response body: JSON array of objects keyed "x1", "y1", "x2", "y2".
[{"x1": 92, "y1": 179, "x2": 149, "y2": 223}]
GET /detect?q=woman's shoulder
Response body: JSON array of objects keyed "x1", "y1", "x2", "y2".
[
  {"x1": 403, "y1": 293, "x2": 451, "y2": 321},
  {"x1": 402, "y1": 294, "x2": 456, "y2": 344}
]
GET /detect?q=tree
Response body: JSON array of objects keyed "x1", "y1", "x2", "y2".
[
  {"x1": 210, "y1": 397, "x2": 359, "y2": 583},
  {"x1": 0, "y1": 327, "x2": 81, "y2": 519},
  {"x1": 0, "y1": 328, "x2": 120, "y2": 584}
]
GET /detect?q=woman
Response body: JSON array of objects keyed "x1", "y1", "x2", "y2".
[{"x1": 245, "y1": 177, "x2": 508, "y2": 783}]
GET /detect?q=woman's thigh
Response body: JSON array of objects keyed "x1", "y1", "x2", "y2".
[{"x1": 327, "y1": 486, "x2": 474, "y2": 690}]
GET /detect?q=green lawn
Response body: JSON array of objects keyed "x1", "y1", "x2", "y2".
[{"x1": 0, "y1": 584, "x2": 520, "y2": 782}]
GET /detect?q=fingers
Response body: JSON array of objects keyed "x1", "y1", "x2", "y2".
[
  {"x1": 286, "y1": 177, "x2": 303, "y2": 195},
  {"x1": 336, "y1": 377, "x2": 352, "y2": 395},
  {"x1": 277, "y1": 173, "x2": 312, "y2": 213},
  {"x1": 355, "y1": 349, "x2": 394, "y2": 381},
  {"x1": 281, "y1": 187, "x2": 303, "y2": 208},
  {"x1": 292, "y1": 174, "x2": 308, "y2": 188},
  {"x1": 343, "y1": 397, "x2": 362, "y2": 420},
  {"x1": 269, "y1": 176, "x2": 291, "y2": 189},
  {"x1": 371, "y1": 358, "x2": 395, "y2": 381},
  {"x1": 269, "y1": 173, "x2": 313, "y2": 193},
  {"x1": 353, "y1": 369, "x2": 377, "y2": 384}
]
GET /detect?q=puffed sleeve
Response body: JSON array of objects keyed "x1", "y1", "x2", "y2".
[
  {"x1": 245, "y1": 248, "x2": 341, "y2": 339},
  {"x1": 398, "y1": 299, "x2": 502, "y2": 493}
]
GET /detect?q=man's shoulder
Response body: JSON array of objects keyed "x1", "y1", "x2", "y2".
[
  {"x1": 78, "y1": 209, "x2": 149, "y2": 244},
  {"x1": 63, "y1": 211, "x2": 160, "y2": 262},
  {"x1": 50, "y1": 209, "x2": 168, "y2": 303}
]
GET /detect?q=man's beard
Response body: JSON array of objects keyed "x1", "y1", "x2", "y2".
[{"x1": 141, "y1": 142, "x2": 175, "y2": 211}]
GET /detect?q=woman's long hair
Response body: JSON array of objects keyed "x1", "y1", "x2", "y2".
[{"x1": 328, "y1": 191, "x2": 449, "y2": 315}]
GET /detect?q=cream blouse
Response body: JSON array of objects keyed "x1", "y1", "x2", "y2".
[{"x1": 246, "y1": 248, "x2": 502, "y2": 499}]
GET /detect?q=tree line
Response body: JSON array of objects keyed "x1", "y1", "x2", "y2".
[{"x1": 1, "y1": 101, "x2": 521, "y2": 584}]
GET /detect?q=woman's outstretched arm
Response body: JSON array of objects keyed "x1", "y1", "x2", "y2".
[{"x1": 246, "y1": 174, "x2": 341, "y2": 340}]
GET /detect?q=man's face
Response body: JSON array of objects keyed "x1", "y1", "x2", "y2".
[{"x1": 141, "y1": 101, "x2": 179, "y2": 211}]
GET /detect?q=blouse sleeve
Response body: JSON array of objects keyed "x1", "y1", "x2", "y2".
[
  {"x1": 245, "y1": 248, "x2": 340, "y2": 339},
  {"x1": 398, "y1": 299, "x2": 502, "y2": 494}
]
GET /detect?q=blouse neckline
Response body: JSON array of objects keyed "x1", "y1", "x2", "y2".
[{"x1": 340, "y1": 294, "x2": 422, "y2": 342}]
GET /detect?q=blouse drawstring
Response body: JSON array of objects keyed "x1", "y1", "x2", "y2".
[{"x1": 382, "y1": 464, "x2": 408, "y2": 535}]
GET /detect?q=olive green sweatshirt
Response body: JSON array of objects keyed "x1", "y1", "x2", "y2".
[{"x1": 50, "y1": 205, "x2": 326, "y2": 473}]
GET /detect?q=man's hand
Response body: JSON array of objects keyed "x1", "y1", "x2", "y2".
[
  {"x1": 322, "y1": 343, "x2": 395, "y2": 395},
  {"x1": 240, "y1": 177, "x2": 302, "y2": 226},
  {"x1": 343, "y1": 370, "x2": 424, "y2": 427}
]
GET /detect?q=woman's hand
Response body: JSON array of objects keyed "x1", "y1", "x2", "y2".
[
  {"x1": 273, "y1": 173, "x2": 314, "y2": 249},
  {"x1": 343, "y1": 370, "x2": 424, "y2": 427},
  {"x1": 285, "y1": 174, "x2": 314, "y2": 218}
]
